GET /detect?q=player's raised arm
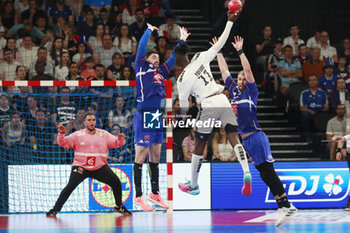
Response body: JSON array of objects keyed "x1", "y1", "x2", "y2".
[
  {"x1": 232, "y1": 36, "x2": 254, "y2": 83},
  {"x1": 204, "y1": 10, "x2": 241, "y2": 62},
  {"x1": 210, "y1": 37, "x2": 231, "y2": 83},
  {"x1": 135, "y1": 23, "x2": 159, "y2": 62},
  {"x1": 57, "y1": 125, "x2": 76, "y2": 148},
  {"x1": 161, "y1": 27, "x2": 190, "y2": 76}
]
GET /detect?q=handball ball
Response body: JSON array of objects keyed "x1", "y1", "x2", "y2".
[{"x1": 228, "y1": 0, "x2": 243, "y2": 14}]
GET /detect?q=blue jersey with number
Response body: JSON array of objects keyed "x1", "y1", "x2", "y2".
[
  {"x1": 134, "y1": 28, "x2": 183, "y2": 110},
  {"x1": 225, "y1": 75, "x2": 261, "y2": 134}
]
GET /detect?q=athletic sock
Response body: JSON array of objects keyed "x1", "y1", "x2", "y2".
[
  {"x1": 276, "y1": 199, "x2": 283, "y2": 209},
  {"x1": 234, "y1": 144, "x2": 250, "y2": 173},
  {"x1": 148, "y1": 162, "x2": 159, "y2": 194},
  {"x1": 191, "y1": 154, "x2": 203, "y2": 187},
  {"x1": 280, "y1": 196, "x2": 291, "y2": 208},
  {"x1": 133, "y1": 163, "x2": 143, "y2": 197}
]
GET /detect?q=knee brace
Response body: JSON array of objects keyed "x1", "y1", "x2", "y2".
[
  {"x1": 256, "y1": 162, "x2": 285, "y2": 196},
  {"x1": 224, "y1": 124, "x2": 238, "y2": 134}
]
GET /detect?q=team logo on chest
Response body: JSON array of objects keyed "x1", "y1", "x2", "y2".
[
  {"x1": 231, "y1": 104, "x2": 238, "y2": 116},
  {"x1": 154, "y1": 72, "x2": 163, "y2": 83}
]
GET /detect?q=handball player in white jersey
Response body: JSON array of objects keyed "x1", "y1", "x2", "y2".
[{"x1": 174, "y1": 10, "x2": 252, "y2": 196}]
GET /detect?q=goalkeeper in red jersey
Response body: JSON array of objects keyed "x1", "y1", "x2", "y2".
[{"x1": 46, "y1": 113, "x2": 131, "y2": 217}]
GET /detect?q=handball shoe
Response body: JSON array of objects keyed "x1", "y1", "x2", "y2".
[
  {"x1": 134, "y1": 195, "x2": 153, "y2": 212},
  {"x1": 241, "y1": 171, "x2": 252, "y2": 196},
  {"x1": 46, "y1": 209, "x2": 57, "y2": 217},
  {"x1": 275, "y1": 204, "x2": 298, "y2": 227},
  {"x1": 178, "y1": 180, "x2": 200, "y2": 195},
  {"x1": 148, "y1": 192, "x2": 169, "y2": 209},
  {"x1": 114, "y1": 205, "x2": 132, "y2": 216},
  {"x1": 345, "y1": 200, "x2": 350, "y2": 211}
]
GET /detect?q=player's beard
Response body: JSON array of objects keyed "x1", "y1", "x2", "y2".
[{"x1": 86, "y1": 124, "x2": 96, "y2": 133}]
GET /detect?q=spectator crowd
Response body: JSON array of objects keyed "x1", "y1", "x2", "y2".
[
  {"x1": 1, "y1": 0, "x2": 349, "y2": 162},
  {"x1": 255, "y1": 24, "x2": 350, "y2": 160}
]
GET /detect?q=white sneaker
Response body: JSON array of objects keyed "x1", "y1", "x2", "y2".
[{"x1": 275, "y1": 204, "x2": 298, "y2": 227}]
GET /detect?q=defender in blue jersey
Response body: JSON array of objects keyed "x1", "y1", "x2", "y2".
[
  {"x1": 132, "y1": 23, "x2": 190, "y2": 211},
  {"x1": 214, "y1": 36, "x2": 297, "y2": 227}
]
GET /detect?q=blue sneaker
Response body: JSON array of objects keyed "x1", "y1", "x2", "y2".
[{"x1": 178, "y1": 180, "x2": 200, "y2": 195}]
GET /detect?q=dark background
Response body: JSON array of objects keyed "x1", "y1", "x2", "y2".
[{"x1": 172, "y1": 0, "x2": 350, "y2": 62}]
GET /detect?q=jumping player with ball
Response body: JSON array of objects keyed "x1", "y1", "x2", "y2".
[{"x1": 174, "y1": 5, "x2": 252, "y2": 197}]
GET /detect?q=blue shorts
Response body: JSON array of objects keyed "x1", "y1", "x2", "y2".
[
  {"x1": 242, "y1": 131, "x2": 275, "y2": 166},
  {"x1": 133, "y1": 111, "x2": 163, "y2": 146}
]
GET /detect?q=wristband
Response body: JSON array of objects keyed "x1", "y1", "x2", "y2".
[
  {"x1": 237, "y1": 50, "x2": 244, "y2": 55},
  {"x1": 336, "y1": 148, "x2": 341, "y2": 153}
]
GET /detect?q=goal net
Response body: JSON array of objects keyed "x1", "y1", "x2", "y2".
[{"x1": 0, "y1": 80, "x2": 172, "y2": 213}]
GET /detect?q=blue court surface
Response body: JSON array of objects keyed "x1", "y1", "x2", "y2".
[{"x1": 1, "y1": 209, "x2": 349, "y2": 233}]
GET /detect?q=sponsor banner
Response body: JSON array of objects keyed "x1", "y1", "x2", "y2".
[
  {"x1": 89, "y1": 163, "x2": 168, "y2": 211},
  {"x1": 173, "y1": 163, "x2": 211, "y2": 210},
  {"x1": 212, "y1": 162, "x2": 350, "y2": 209},
  {"x1": 89, "y1": 165, "x2": 133, "y2": 211}
]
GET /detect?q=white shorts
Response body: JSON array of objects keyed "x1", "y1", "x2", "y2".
[{"x1": 195, "y1": 93, "x2": 238, "y2": 134}]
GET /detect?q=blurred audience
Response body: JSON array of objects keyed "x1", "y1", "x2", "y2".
[
  {"x1": 335, "y1": 56, "x2": 347, "y2": 78},
  {"x1": 302, "y1": 47, "x2": 324, "y2": 82},
  {"x1": 300, "y1": 74, "x2": 329, "y2": 142},
  {"x1": 255, "y1": 25, "x2": 274, "y2": 77},
  {"x1": 159, "y1": 13, "x2": 180, "y2": 43},
  {"x1": 318, "y1": 30, "x2": 337, "y2": 62},
  {"x1": 283, "y1": 25, "x2": 304, "y2": 56},
  {"x1": 318, "y1": 58, "x2": 338, "y2": 99},
  {"x1": 326, "y1": 104, "x2": 346, "y2": 160},
  {"x1": 212, "y1": 127, "x2": 236, "y2": 162},
  {"x1": 277, "y1": 45, "x2": 302, "y2": 103},
  {"x1": 329, "y1": 78, "x2": 348, "y2": 112},
  {"x1": 182, "y1": 128, "x2": 207, "y2": 162}
]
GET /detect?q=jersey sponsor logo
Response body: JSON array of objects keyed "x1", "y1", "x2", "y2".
[
  {"x1": 153, "y1": 72, "x2": 163, "y2": 84},
  {"x1": 90, "y1": 167, "x2": 132, "y2": 208},
  {"x1": 231, "y1": 104, "x2": 238, "y2": 115},
  {"x1": 78, "y1": 167, "x2": 84, "y2": 174},
  {"x1": 98, "y1": 131, "x2": 104, "y2": 137},
  {"x1": 144, "y1": 135, "x2": 150, "y2": 143},
  {"x1": 138, "y1": 139, "x2": 144, "y2": 143},
  {"x1": 86, "y1": 156, "x2": 96, "y2": 166},
  {"x1": 77, "y1": 131, "x2": 86, "y2": 136}
]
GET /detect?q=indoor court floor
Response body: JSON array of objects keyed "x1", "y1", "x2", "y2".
[{"x1": 1, "y1": 209, "x2": 349, "y2": 233}]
